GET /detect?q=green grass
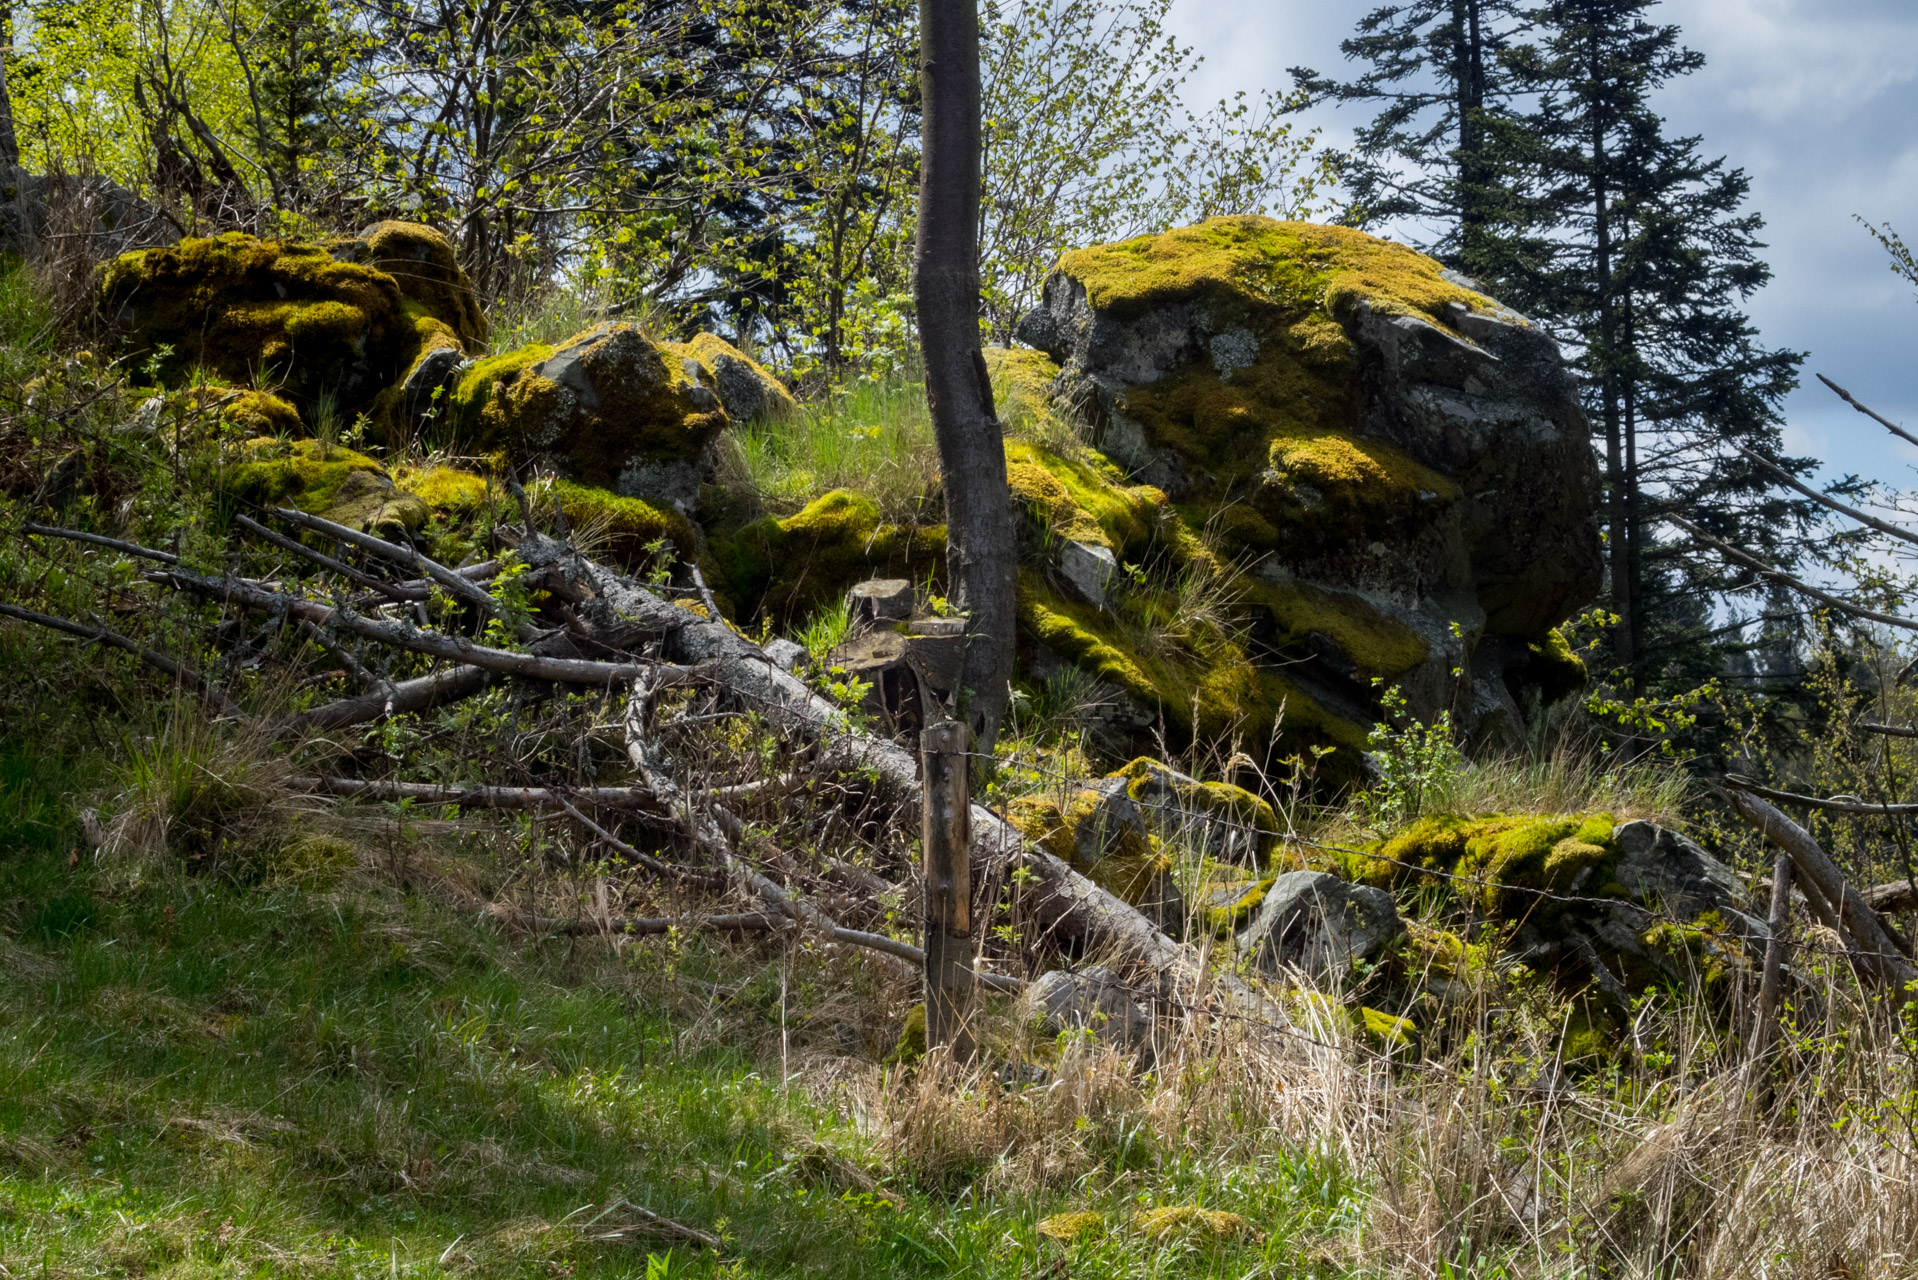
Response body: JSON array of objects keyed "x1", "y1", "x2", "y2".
[
  {"x1": 718, "y1": 378, "x2": 941, "y2": 524},
  {"x1": 0, "y1": 741, "x2": 1360, "y2": 1279}
]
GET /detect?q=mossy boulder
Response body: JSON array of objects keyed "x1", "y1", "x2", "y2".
[
  {"x1": 226, "y1": 437, "x2": 428, "y2": 540},
  {"x1": 1112, "y1": 757, "x2": 1285, "y2": 868},
  {"x1": 670, "y1": 333, "x2": 795, "y2": 425},
  {"x1": 709, "y1": 489, "x2": 944, "y2": 626},
  {"x1": 444, "y1": 323, "x2": 729, "y2": 515},
  {"x1": 1009, "y1": 779, "x2": 1185, "y2": 932},
  {"x1": 1017, "y1": 216, "x2": 1602, "y2": 750},
  {"x1": 1340, "y1": 813, "x2": 1768, "y2": 1011},
  {"x1": 97, "y1": 224, "x2": 479, "y2": 420}
]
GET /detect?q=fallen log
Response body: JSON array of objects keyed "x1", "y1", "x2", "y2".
[
  {"x1": 289, "y1": 664, "x2": 491, "y2": 732},
  {"x1": 290, "y1": 776, "x2": 659, "y2": 810},
  {"x1": 529, "y1": 536, "x2": 1281, "y2": 1024}
]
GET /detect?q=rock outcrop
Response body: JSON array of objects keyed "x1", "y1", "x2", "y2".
[
  {"x1": 1236, "y1": 871, "x2": 1404, "y2": 984},
  {"x1": 1015, "y1": 216, "x2": 1601, "y2": 749},
  {"x1": 96, "y1": 224, "x2": 483, "y2": 421}
]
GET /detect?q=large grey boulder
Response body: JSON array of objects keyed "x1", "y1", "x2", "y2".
[
  {"x1": 1014, "y1": 216, "x2": 1601, "y2": 748},
  {"x1": 1238, "y1": 871, "x2": 1404, "y2": 984},
  {"x1": 1612, "y1": 820, "x2": 1747, "y2": 918}
]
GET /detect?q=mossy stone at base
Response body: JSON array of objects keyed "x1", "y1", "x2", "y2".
[
  {"x1": 709, "y1": 488, "x2": 944, "y2": 627},
  {"x1": 886, "y1": 1003, "x2": 927, "y2": 1065},
  {"x1": 226, "y1": 437, "x2": 426, "y2": 540},
  {"x1": 1519, "y1": 628, "x2": 1588, "y2": 706},
  {"x1": 548, "y1": 478, "x2": 697, "y2": 564}
]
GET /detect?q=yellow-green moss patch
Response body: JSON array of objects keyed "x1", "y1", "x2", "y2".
[
  {"x1": 1243, "y1": 579, "x2": 1427, "y2": 679},
  {"x1": 225, "y1": 437, "x2": 426, "y2": 538},
  {"x1": 1005, "y1": 440, "x2": 1163, "y2": 555},
  {"x1": 668, "y1": 332, "x2": 797, "y2": 423},
  {"x1": 546, "y1": 479, "x2": 697, "y2": 564}
]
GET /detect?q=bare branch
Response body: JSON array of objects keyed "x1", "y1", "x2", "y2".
[
  {"x1": 234, "y1": 513, "x2": 429, "y2": 602},
  {"x1": 0, "y1": 601, "x2": 243, "y2": 716},
  {"x1": 1667, "y1": 515, "x2": 1918, "y2": 634},
  {"x1": 20, "y1": 522, "x2": 180, "y2": 565},
  {"x1": 1734, "y1": 444, "x2": 1918, "y2": 552},
  {"x1": 153, "y1": 568, "x2": 689, "y2": 686},
  {"x1": 1820, "y1": 374, "x2": 1918, "y2": 453}
]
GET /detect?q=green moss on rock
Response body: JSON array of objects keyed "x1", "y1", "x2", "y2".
[
  {"x1": 667, "y1": 332, "x2": 796, "y2": 424},
  {"x1": 443, "y1": 324, "x2": 728, "y2": 511},
  {"x1": 98, "y1": 232, "x2": 455, "y2": 416},
  {"x1": 331, "y1": 221, "x2": 486, "y2": 350},
  {"x1": 1242, "y1": 578, "x2": 1427, "y2": 680},
  {"x1": 548, "y1": 479, "x2": 697, "y2": 563},
  {"x1": 710, "y1": 488, "x2": 944, "y2": 626},
  {"x1": 226, "y1": 437, "x2": 427, "y2": 539},
  {"x1": 1006, "y1": 440, "x2": 1164, "y2": 555},
  {"x1": 1521, "y1": 628, "x2": 1588, "y2": 706}
]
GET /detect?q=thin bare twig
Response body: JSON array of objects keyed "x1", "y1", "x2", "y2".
[{"x1": 0, "y1": 600, "x2": 243, "y2": 716}]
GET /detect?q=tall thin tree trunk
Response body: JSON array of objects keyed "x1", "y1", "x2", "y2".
[
  {"x1": 1452, "y1": 0, "x2": 1485, "y2": 266},
  {"x1": 1622, "y1": 295, "x2": 1644, "y2": 673},
  {"x1": 1589, "y1": 38, "x2": 1634, "y2": 681},
  {"x1": 915, "y1": 0, "x2": 1015, "y2": 750},
  {"x1": 0, "y1": 4, "x2": 20, "y2": 170}
]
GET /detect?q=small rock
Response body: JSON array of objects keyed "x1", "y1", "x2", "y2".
[
  {"x1": 848, "y1": 578, "x2": 914, "y2": 625},
  {"x1": 1019, "y1": 965, "x2": 1152, "y2": 1049},
  {"x1": 761, "y1": 637, "x2": 806, "y2": 672},
  {"x1": 1058, "y1": 540, "x2": 1116, "y2": 607},
  {"x1": 1237, "y1": 871, "x2": 1403, "y2": 984}
]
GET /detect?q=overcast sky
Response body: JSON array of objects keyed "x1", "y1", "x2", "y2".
[{"x1": 1163, "y1": 0, "x2": 1918, "y2": 487}]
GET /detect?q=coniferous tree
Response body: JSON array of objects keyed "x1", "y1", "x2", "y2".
[
  {"x1": 1497, "y1": 0, "x2": 1810, "y2": 689},
  {"x1": 1291, "y1": 0, "x2": 1532, "y2": 276},
  {"x1": 1317, "y1": 0, "x2": 1813, "y2": 700}
]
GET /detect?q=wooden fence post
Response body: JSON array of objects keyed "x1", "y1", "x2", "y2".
[
  {"x1": 920, "y1": 720, "x2": 974, "y2": 1057},
  {"x1": 1750, "y1": 847, "x2": 1793, "y2": 1066}
]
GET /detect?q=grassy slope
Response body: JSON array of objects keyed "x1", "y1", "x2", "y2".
[{"x1": 0, "y1": 743, "x2": 1354, "y2": 1280}]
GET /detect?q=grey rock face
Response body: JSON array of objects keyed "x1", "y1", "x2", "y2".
[
  {"x1": 706, "y1": 350, "x2": 787, "y2": 424},
  {"x1": 1019, "y1": 965, "x2": 1152, "y2": 1049},
  {"x1": 761, "y1": 637, "x2": 807, "y2": 672},
  {"x1": 0, "y1": 164, "x2": 172, "y2": 260},
  {"x1": 1238, "y1": 871, "x2": 1404, "y2": 984},
  {"x1": 1612, "y1": 820, "x2": 1746, "y2": 919},
  {"x1": 402, "y1": 346, "x2": 467, "y2": 421},
  {"x1": 1058, "y1": 539, "x2": 1116, "y2": 607},
  {"x1": 1015, "y1": 218, "x2": 1602, "y2": 749}
]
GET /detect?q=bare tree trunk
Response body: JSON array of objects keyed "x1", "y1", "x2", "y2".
[
  {"x1": 914, "y1": 0, "x2": 1016, "y2": 751},
  {"x1": 0, "y1": 4, "x2": 20, "y2": 170}
]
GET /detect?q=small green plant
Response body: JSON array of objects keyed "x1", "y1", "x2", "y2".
[
  {"x1": 1362, "y1": 681, "x2": 1466, "y2": 831},
  {"x1": 795, "y1": 604, "x2": 853, "y2": 667}
]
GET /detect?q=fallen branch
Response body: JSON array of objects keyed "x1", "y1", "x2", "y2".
[
  {"x1": 1865, "y1": 880, "x2": 1918, "y2": 915},
  {"x1": 233, "y1": 513, "x2": 429, "y2": 602},
  {"x1": 0, "y1": 601, "x2": 243, "y2": 717},
  {"x1": 1725, "y1": 787, "x2": 1918, "y2": 991},
  {"x1": 591, "y1": 1200, "x2": 723, "y2": 1252},
  {"x1": 288, "y1": 664, "x2": 490, "y2": 732},
  {"x1": 291, "y1": 775, "x2": 658, "y2": 810},
  {"x1": 553, "y1": 794, "x2": 731, "y2": 889},
  {"x1": 488, "y1": 904, "x2": 789, "y2": 938},
  {"x1": 531, "y1": 537, "x2": 1272, "y2": 1022},
  {"x1": 21, "y1": 521, "x2": 180, "y2": 565},
  {"x1": 154, "y1": 568, "x2": 689, "y2": 686},
  {"x1": 1722, "y1": 775, "x2": 1918, "y2": 816},
  {"x1": 1861, "y1": 721, "x2": 1918, "y2": 739}
]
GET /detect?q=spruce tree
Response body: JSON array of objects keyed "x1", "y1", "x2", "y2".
[
  {"x1": 1498, "y1": 0, "x2": 1810, "y2": 688},
  {"x1": 1291, "y1": 0, "x2": 1532, "y2": 276}
]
